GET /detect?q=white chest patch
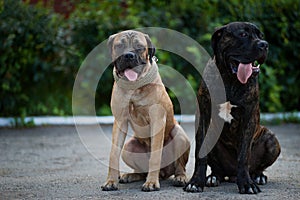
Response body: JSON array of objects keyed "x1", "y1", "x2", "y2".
[{"x1": 218, "y1": 101, "x2": 237, "y2": 123}]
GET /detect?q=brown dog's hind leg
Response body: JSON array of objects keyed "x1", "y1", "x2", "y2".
[
  {"x1": 168, "y1": 124, "x2": 190, "y2": 187},
  {"x1": 250, "y1": 126, "x2": 281, "y2": 185},
  {"x1": 120, "y1": 137, "x2": 149, "y2": 183},
  {"x1": 119, "y1": 171, "x2": 147, "y2": 183},
  {"x1": 121, "y1": 125, "x2": 190, "y2": 187}
]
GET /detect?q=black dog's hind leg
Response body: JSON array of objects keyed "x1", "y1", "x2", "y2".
[{"x1": 250, "y1": 126, "x2": 281, "y2": 185}]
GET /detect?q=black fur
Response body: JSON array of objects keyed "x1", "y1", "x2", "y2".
[{"x1": 184, "y1": 22, "x2": 280, "y2": 194}]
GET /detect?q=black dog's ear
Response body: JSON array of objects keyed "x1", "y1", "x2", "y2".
[
  {"x1": 107, "y1": 33, "x2": 117, "y2": 57},
  {"x1": 144, "y1": 34, "x2": 156, "y2": 63},
  {"x1": 211, "y1": 25, "x2": 226, "y2": 56}
]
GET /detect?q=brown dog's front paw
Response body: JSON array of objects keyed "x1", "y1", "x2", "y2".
[
  {"x1": 101, "y1": 180, "x2": 119, "y2": 191},
  {"x1": 141, "y1": 181, "x2": 160, "y2": 192},
  {"x1": 173, "y1": 174, "x2": 187, "y2": 187}
]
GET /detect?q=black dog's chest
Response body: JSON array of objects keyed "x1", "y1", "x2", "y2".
[
  {"x1": 224, "y1": 76, "x2": 259, "y2": 102},
  {"x1": 219, "y1": 104, "x2": 242, "y2": 140},
  {"x1": 218, "y1": 86, "x2": 259, "y2": 148}
]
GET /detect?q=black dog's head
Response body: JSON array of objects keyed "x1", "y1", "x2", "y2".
[
  {"x1": 212, "y1": 22, "x2": 268, "y2": 84},
  {"x1": 107, "y1": 30, "x2": 155, "y2": 81}
]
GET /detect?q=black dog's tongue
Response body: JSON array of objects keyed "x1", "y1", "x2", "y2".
[{"x1": 237, "y1": 63, "x2": 252, "y2": 84}]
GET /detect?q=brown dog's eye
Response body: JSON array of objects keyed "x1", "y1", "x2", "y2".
[
  {"x1": 135, "y1": 44, "x2": 145, "y2": 51},
  {"x1": 114, "y1": 43, "x2": 124, "y2": 49}
]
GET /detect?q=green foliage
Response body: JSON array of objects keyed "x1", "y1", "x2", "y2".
[
  {"x1": 261, "y1": 112, "x2": 300, "y2": 125},
  {"x1": 11, "y1": 116, "x2": 35, "y2": 128},
  {"x1": 199, "y1": 0, "x2": 300, "y2": 112},
  {"x1": 0, "y1": 0, "x2": 299, "y2": 117},
  {"x1": 259, "y1": 65, "x2": 283, "y2": 112},
  {"x1": 0, "y1": 0, "x2": 78, "y2": 116}
]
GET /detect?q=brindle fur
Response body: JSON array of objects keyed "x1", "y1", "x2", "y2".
[{"x1": 184, "y1": 22, "x2": 281, "y2": 194}]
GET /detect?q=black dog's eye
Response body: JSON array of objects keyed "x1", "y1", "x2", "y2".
[
  {"x1": 259, "y1": 33, "x2": 264, "y2": 39},
  {"x1": 239, "y1": 32, "x2": 248, "y2": 38}
]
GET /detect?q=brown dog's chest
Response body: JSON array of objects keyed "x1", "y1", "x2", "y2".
[{"x1": 129, "y1": 102, "x2": 150, "y2": 126}]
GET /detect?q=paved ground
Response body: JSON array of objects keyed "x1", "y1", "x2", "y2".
[{"x1": 0, "y1": 123, "x2": 299, "y2": 199}]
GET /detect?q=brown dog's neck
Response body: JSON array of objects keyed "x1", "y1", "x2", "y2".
[{"x1": 113, "y1": 62, "x2": 159, "y2": 90}]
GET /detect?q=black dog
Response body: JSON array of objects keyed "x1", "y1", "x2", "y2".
[{"x1": 184, "y1": 22, "x2": 281, "y2": 194}]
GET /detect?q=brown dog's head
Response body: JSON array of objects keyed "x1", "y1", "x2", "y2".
[
  {"x1": 107, "y1": 30, "x2": 155, "y2": 81},
  {"x1": 212, "y1": 22, "x2": 268, "y2": 84}
]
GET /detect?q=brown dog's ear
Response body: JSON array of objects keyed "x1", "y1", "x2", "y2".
[
  {"x1": 144, "y1": 34, "x2": 156, "y2": 63},
  {"x1": 107, "y1": 33, "x2": 117, "y2": 57},
  {"x1": 211, "y1": 25, "x2": 226, "y2": 56}
]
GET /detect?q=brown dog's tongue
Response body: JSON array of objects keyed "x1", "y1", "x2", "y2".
[
  {"x1": 237, "y1": 63, "x2": 252, "y2": 84},
  {"x1": 124, "y1": 69, "x2": 138, "y2": 81}
]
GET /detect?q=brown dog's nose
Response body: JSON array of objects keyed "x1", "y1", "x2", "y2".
[
  {"x1": 257, "y1": 41, "x2": 269, "y2": 50},
  {"x1": 124, "y1": 52, "x2": 136, "y2": 60}
]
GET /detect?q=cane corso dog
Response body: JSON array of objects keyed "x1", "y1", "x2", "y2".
[
  {"x1": 184, "y1": 22, "x2": 281, "y2": 194},
  {"x1": 101, "y1": 30, "x2": 190, "y2": 192}
]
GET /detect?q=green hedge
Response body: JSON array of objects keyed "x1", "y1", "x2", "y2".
[
  {"x1": 0, "y1": 0, "x2": 299, "y2": 117},
  {"x1": 0, "y1": 0, "x2": 79, "y2": 117}
]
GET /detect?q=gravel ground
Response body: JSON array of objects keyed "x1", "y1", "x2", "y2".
[{"x1": 0, "y1": 123, "x2": 299, "y2": 199}]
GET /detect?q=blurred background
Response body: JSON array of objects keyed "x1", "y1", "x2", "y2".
[{"x1": 0, "y1": 0, "x2": 299, "y2": 120}]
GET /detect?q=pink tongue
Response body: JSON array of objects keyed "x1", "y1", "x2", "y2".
[
  {"x1": 124, "y1": 69, "x2": 138, "y2": 81},
  {"x1": 237, "y1": 63, "x2": 252, "y2": 84}
]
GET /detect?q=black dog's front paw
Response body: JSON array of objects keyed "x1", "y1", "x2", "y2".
[
  {"x1": 183, "y1": 183, "x2": 203, "y2": 193},
  {"x1": 237, "y1": 178, "x2": 261, "y2": 194},
  {"x1": 183, "y1": 178, "x2": 205, "y2": 193}
]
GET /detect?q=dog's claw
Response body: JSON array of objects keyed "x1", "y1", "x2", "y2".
[
  {"x1": 206, "y1": 175, "x2": 220, "y2": 187},
  {"x1": 119, "y1": 173, "x2": 133, "y2": 184},
  {"x1": 101, "y1": 180, "x2": 119, "y2": 191},
  {"x1": 252, "y1": 184, "x2": 261, "y2": 194},
  {"x1": 141, "y1": 181, "x2": 160, "y2": 192},
  {"x1": 172, "y1": 175, "x2": 187, "y2": 187},
  {"x1": 183, "y1": 183, "x2": 203, "y2": 193},
  {"x1": 238, "y1": 182, "x2": 261, "y2": 194},
  {"x1": 253, "y1": 174, "x2": 268, "y2": 185},
  {"x1": 119, "y1": 178, "x2": 128, "y2": 184}
]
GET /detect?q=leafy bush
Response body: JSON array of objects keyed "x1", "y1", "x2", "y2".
[
  {"x1": 203, "y1": 0, "x2": 300, "y2": 112},
  {"x1": 0, "y1": 0, "x2": 299, "y2": 117},
  {"x1": 0, "y1": 0, "x2": 78, "y2": 117},
  {"x1": 69, "y1": 0, "x2": 299, "y2": 114}
]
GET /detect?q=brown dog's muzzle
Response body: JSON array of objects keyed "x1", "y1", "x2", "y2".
[
  {"x1": 124, "y1": 52, "x2": 137, "y2": 61},
  {"x1": 114, "y1": 51, "x2": 146, "y2": 72}
]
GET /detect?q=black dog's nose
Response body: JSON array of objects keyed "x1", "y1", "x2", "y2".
[
  {"x1": 257, "y1": 40, "x2": 269, "y2": 50},
  {"x1": 124, "y1": 52, "x2": 136, "y2": 60}
]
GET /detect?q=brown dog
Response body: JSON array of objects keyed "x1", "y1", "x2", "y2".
[
  {"x1": 101, "y1": 30, "x2": 190, "y2": 192},
  {"x1": 184, "y1": 22, "x2": 281, "y2": 194}
]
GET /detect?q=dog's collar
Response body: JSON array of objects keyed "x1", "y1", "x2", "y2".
[{"x1": 113, "y1": 61, "x2": 159, "y2": 90}]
